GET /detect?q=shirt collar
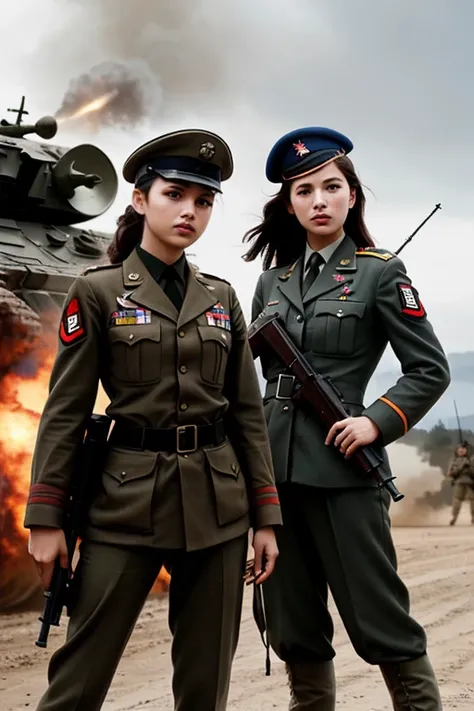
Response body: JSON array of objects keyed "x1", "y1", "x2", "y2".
[
  {"x1": 304, "y1": 234, "x2": 346, "y2": 272},
  {"x1": 136, "y1": 245, "x2": 187, "y2": 284}
]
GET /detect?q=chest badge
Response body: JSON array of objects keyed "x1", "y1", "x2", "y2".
[
  {"x1": 109, "y1": 308, "x2": 152, "y2": 326},
  {"x1": 205, "y1": 301, "x2": 231, "y2": 331}
]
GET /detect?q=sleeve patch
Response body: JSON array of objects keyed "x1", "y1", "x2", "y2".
[
  {"x1": 397, "y1": 283, "x2": 425, "y2": 318},
  {"x1": 59, "y1": 297, "x2": 86, "y2": 345}
]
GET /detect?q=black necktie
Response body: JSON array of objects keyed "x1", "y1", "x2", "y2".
[
  {"x1": 302, "y1": 252, "x2": 325, "y2": 297},
  {"x1": 161, "y1": 266, "x2": 184, "y2": 311}
]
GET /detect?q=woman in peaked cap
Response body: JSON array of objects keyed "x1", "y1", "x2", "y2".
[
  {"x1": 25, "y1": 128, "x2": 281, "y2": 711},
  {"x1": 244, "y1": 127, "x2": 449, "y2": 710}
]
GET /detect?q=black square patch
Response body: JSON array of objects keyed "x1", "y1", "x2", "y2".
[{"x1": 397, "y1": 283, "x2": 425, "y2": 318}]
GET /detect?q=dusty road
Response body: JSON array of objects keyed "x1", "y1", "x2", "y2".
[{"x1": 2, "y1": 524, "x2": 473, "y2": 710}]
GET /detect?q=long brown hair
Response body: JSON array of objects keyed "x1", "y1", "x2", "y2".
[
  {"x1": 243, "y1": 155, "x2": 374, "y2": 270},
  {"x1": 107, "y1": 183, "x2": 152, "y2": 264}
]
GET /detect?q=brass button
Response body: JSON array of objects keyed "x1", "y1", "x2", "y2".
[
  {"x1": 129, "y1": 333, "x2": 135, "y2": 340},
  {"x1": 180, "y1": 403, "x2": 188, "y2": 411},
  {"x1": 180, "y1": 365, "x2": 188, "y2": 374},
  {"x1": 178, "y1": 330, "x2": 185, "y2": 338},
  {"x1": 128, "y1": 273, "x2": 140, "y2": 281},
  {"x1": 121, "y1": 471, "x2": 126, "y2": 477}
]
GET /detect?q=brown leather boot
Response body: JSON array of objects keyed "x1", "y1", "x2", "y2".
[
  {"x1": 285, "y1": 660, "x2": 336, "y2": 710},
  {"x1": 379, "y1": 654, "x2": 443, "y2": 710}
]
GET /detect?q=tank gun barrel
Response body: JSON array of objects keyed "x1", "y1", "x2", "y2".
[{"x1": 0, "y1": 115, "x2": 58, "y2": 140}]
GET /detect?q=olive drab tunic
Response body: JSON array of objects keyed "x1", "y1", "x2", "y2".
[
  {"x1": 252, "y1": 235, "x2": 451, "y2": 488},
  {"x1": 24, "y1": 248, "x2": 281, "y2": 549}
]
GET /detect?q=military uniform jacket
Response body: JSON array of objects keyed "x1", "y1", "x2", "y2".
[
  {"x1": 252, "y1": 235, "x2": 451, "y2": 488},
  {"x1": 448, "y1": 455, "x2": 474, "y2": 485},
  {"x1": 24, "y1": 248, "x2": 282, "y2": 551}
]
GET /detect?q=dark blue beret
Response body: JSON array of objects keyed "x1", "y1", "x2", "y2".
[{"x1": 265, "y1": 126, "x2": 353, "y2": 183}]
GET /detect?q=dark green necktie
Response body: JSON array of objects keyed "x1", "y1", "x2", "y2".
[
  {"x1": 302, "y1": 252, "x2": 325, "y2": 297},
  {"x1": 161, "y1": 266, "x2": 183, "y2": 311}
]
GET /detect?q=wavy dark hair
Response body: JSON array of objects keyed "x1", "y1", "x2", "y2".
[
  {"x1": 107, "y1": 182, "x2": 152, "y2": 264},
  {"x1": 243, "y1": 155, "x2": 374, "y2": 270}
]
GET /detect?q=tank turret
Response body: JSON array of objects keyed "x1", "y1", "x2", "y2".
[{"x1": 0, "y1": 96, "x2": 118, "y2": 365}]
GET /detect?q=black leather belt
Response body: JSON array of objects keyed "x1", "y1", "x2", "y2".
[{"x1": 110, "y1": 419, "x2": 226, "y2": 454}]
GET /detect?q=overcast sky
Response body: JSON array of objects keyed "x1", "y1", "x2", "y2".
[{"x1": 3, "y1": 0, "x2": 474, "y2": 365}]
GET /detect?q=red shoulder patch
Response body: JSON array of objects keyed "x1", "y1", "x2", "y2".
[
  {"x1": 397, "y1": 283, "x2": 425, "y2": 318},
  {"x1": 59, "y1": 297, "x2": 86, "y2": 345}
]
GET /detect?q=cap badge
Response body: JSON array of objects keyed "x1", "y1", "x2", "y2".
[
  {"x1": 199, "y1": 142, "x2": 216, "y2": 160},
  {"x1": 293, "y1": 140, "x2": 310, "y2": 158}
]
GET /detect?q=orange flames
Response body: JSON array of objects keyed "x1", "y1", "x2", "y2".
[{"x1": 0, "y1": 322, "x2": 169, "y2": 610}]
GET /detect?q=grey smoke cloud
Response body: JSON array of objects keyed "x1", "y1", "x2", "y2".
[{"x1": 28, "y1": 0, "x2": 474, "y2": 212}]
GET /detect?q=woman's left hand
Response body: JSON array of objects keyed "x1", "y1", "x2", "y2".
[
  {"x1": 325, "y1": 415, "x2": 380, "y2": 458},
  {"x1": 248, "y1": 527, "x2": 279, "y2": 585}
]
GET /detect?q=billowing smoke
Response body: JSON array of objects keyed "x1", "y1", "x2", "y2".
[
  {"x1": 32, "y1": 0, "x2": 330, "y2": 130},
  {"x1": 387, "y1": 442, "x2": 451, "y2": 526},
  {"x1": 55, "y1": 60, "x2": 162, "y2": 128}
]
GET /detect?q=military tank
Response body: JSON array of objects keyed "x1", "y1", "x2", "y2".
[
  {"x1": 0, "y1": 96, "x2": 118, "y2": 368},
  {"x1": 0, "y1": 98, "x2": 118, "y2": 613}
]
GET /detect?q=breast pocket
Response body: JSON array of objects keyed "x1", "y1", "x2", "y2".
[
  {"x1": 198, "y1": 325, "x2": 232, "y2": 387},
  {"x1": 88, "y1": 447, "x2": 159, "y2": 534},
  {"x1": 108, "y1": 323, "x2": 162, "y2": 385},
  {"x1": 307, "y1": 300, "x2": 366, "y2": 355}
]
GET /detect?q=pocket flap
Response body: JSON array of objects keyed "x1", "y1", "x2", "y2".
[
  {"x1": 314, "y1": 300, "x2": 366, "y2": 319},
  {"x1": 197, "y1": 325, "x2": 231, "y2": 349},
  {"x1": 204, "y1": 442, "x2": 241, "y2": 478},
  {"x1": 108, "y1": 322, "x2": 162, "y2": 346},
  {"x1": 103, "y1": 446, "x2": 159, "y2": 483}
]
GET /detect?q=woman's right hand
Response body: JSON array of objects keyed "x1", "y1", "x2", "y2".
[{"x1": 28, "y1": 527, "x2": 69, "y2": 589}]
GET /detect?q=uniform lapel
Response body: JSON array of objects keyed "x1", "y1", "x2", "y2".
[
  {"x1": 276, "y1": 258, "x2": 304, "y2": 314},
  {"x1": 122, "y1": 249, "x2": 178, "y2": 322},
  {"x1": 303, "y1": 236, "x2": 357, "y2": 305},
  {"x1": 178, "y1": 265, "x2": 219, "y2": 328}
]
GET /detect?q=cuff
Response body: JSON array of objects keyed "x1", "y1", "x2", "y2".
[
  {"x1": 252, "y1": 486, "x2": 283, "y2": 529},
  {"x1": 23, "y1": 483, "x2": 66, "y2": 529},
  {"x1": 362, "y1": 397, "x2": 408, "y2": 446},
  {"x1": 24, "y1": 503, "x2": 63, "y2": 528}
]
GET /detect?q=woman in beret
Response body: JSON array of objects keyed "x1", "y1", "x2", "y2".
[
  {"x1": 25, "y1": 128, "x2": 281, "y2": 711},
  {"x1": 244, "y1": 126, "x2": 449, "y2": 710}
]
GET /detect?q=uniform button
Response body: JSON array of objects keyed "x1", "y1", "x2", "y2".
[
  {"x1": 121, "y1": 471, "x2": 126, "y2": 477},
  {"x1": 178, "y1": 330, "x2": 185, "y2": 338},
  {"x1": 282, "y1": 406, "x2": 289, "y2": 412},
  {"x1": 129, "y1": 333, "x2": 135, "y2": 340},
  {"x1": 180, "y1": 403, "x2": 188, "y2": 411},
  {"x1": 231, "y1": 463, "x2": 237, "y2": 473},
  {"x1": 179, "y1": 365, "x2": 188, "y2": 374},
  {"x1": 296, "y1": 314, "x2": 303, "y2": 323}
]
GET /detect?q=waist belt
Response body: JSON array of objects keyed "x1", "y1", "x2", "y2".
[
  {"x1": 110, "y1": 419, "x2": 226, "y2": 454},
  {"x1": 264, "y1": 376, "x2": 364, "y2": 405}
]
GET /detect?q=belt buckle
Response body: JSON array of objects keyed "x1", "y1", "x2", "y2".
[
  {"x1": 275, "y1": 374, "x2": 296, "y2": 400},
  {"x1": 177, "y1": 424, "x2": 198, "y2": 454}
]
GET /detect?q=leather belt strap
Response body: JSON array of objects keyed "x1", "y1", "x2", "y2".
[
  {"x1": 264, "y1": 378, "x2": 364, "y2": 406},
  {"x1": 110, "y1": 419, "x2": 226, "y2": 454}
]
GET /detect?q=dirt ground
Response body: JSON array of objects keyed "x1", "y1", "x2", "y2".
[{"x1": 1, "y1": 522, "x2": 473, "y2": 710}]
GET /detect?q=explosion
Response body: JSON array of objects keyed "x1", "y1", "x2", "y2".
[
  {"x1": 0, "y1": 318, "x2": 169, "y2": 613},
  {"x1": 54, "y1": 60, "x2": 161, "y2": 129}
]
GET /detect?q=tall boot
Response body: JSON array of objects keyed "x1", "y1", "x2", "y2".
[
  {"x1": 379, "y1": 654, "x2": 443, "y2": 710},
  {"x1": 285, "y1": 660, "x2": 336, "y2": 711}
]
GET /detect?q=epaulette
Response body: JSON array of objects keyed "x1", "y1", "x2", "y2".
[
  {"x1": 355, "y1": 248, "x2": 394, "y2": 261},
  {"x1": 198, "y1": 272, "x2": 231, "y2": 285},
  {"x1": 82, "y1": 262, "x2": 121, "y2": 276}
]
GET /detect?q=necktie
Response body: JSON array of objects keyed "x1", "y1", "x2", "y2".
[
  {"x1": 302, "y1": 252, "x2": 325, "y2": 297},
  {"x1": 162, "y1": 266, "x2": 184, "y2": 311}
]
